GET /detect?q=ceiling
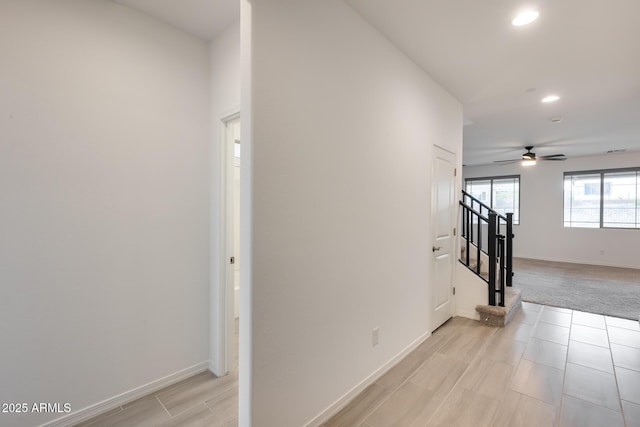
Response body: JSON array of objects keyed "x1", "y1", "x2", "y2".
[
  {"x1": 112, "y1": 0, "x2": 238, "y2": 41},
  {"x1": 347, "y1": 0, "x2": 640, "y2": 165},
  {"x1": 112, "y1": 0, "x2": 640, "y2": 166}
]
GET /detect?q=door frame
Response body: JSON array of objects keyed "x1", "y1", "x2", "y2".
[{"x1": 219, "y1": 111, "x2": 240, "y2": 376}]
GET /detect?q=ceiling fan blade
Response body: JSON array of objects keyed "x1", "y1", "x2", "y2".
[
  {"x1": 540, "y1": 154, "x2": 566, "y2": 159},
  {"x1": 541, "y1": 157, "x2": 567, "y2": 161},
  {"x1": 494, "y1": 159, "x2": 521, "y2": 164}
]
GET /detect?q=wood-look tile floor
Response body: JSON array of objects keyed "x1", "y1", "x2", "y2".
[
  {"x1": 77, "y1": 307, "x2": 640, "y2": 427},
  {"x1": 324, "y1": 303, "x2": 640, "y2": 427},
  {"x1": 75, "y1": 320, "x2": 239, "y2": 427}
]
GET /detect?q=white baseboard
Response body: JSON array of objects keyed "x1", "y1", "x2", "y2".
[
  {"x1": 305, "y1": 331, "x2": 431, "y2": 427},
  {"x1": 515, "y1": 255, "x2": 640, "y2": 271},
  {"x1": 209, "y1": 360, "x2": 220, "y2": 376},
  {"x1": 41, "y1": 361, "x2": 210, "y2": 427},
  {"x1": 456, "y1": 309, "x2": 480, "y2": 321}
]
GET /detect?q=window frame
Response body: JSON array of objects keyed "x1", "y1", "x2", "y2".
[
  {"x1": 465, "y1": 175, "x2": 521, "y2": 225},
  {"x1": 563, "y1": 167, "x2": 640, "y2": 230}
]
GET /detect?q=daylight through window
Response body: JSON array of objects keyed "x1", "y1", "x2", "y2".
[
  {"x1": 465, "y1": 176, "x2": 520, "y2": 224},
  {"x1": 564, "y1": 168, "x2": 640, "y2": 229}
]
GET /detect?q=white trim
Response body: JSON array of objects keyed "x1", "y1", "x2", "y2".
[
  {"x1": 219, "y1": 112, "x2": 240, "y2": 377},
  {"x1": 41, "y1": 362, "x2": 209, "y2": 427},
  {"x1": 220, "y1": 106, "x2": 241, "y2": 124},
  {"x1": 515, "y1": 255, "x2": 640, "y2": 271},
  {"x1": 456, "y1": 310, "x2": 481, "y2": 321},
  {"x1": 304, "y1": 331, "x2": 431, "y2": 427}
]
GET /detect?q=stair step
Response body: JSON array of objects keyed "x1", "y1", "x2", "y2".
[{"x1": 475, "y1": 288, "x2": 522, "y2": 327}]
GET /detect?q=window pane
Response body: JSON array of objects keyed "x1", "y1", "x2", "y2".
[
  {"x1": 603, "y1": 171, "x2": 638, "y2": 228},
  {"x1": 465, "y1": 177, "x2": 519, "y2": 224},
  {"x1": 492, "y1": 178, "x2": 520, "y2": 224},
  {"x1": 466, "y1": 180, "x2": 491, "y2": 205},
  {"x1": 564, "y1": 174, "x2": 601, "y2": 228}
]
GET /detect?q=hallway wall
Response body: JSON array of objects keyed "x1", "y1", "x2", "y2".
[
  {"x1": 244, "y1": 1, "x2": 462, "y2": 425},
  {"x1": 0, "y1": 1, "x2": 211, "y2": 425}
]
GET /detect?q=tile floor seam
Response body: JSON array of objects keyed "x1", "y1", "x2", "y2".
[
  {"x1": 557, "y1": 310, "x2": 574, "y2": 426},
  {"x1": 203, "y1": 407, "x2": 224, "y2": 426},
  {"x1": 155, "y1": 394, "x2": 173, "y2": 419},
  {"x1": 621, "y1": 399, "x2": 632, "y2": 427},
  {"x1": 487, "y1": 370, "x2": 512, "y2": 426},
  {"x1": 524, "y1": 308, "x2": 564, "y2": 420},
  {"x1": 606, "y1": 319, "x2": 628, "y2": 421},
  {"x1": 564, "y1": 362, "x2": 623, "y2": 411},
  {"x1": 422, "y1": 325, "x2": 500, "y2": 426},
  {"x1": 610, "y1": 341, "x2": 640, "y2": 351},
  {"x1": 362, "y1": 322, "x2": 499, "y2": 426},
  {"x1": 354, "y1": 339, "x2": 434, "y2": 425},
  {"x1": 371, "y1": 345, "x2": 441, "y2": 423}
]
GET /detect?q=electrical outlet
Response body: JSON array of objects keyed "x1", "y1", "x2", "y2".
[{"x1": 372, "y1": 327, "x2": 379, "y2": 347}]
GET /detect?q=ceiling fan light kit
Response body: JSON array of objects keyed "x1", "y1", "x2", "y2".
[
  {"x1": 495, "y1": 146, "x2": 567, "y2": 166},
  {"x1": 541, "y1": 95, "x2": 560, "y2": 103},
  {"x1": 512, "y1": 10, "x2": 539, "y2": 26}
]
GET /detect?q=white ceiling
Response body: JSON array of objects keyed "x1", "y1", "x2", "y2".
[
  {"x1": 347, "y1": 0, "x2": 640, "y2": 165},
  {"x1": 112, "y1": 0, "x2": 239, "y2": 41},
  {"x1": 111, "y1": 0, "x2": 640, "y2": 166}
]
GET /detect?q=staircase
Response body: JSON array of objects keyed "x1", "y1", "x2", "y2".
[{"x1": 459, "y1": 190, "x2": 521, "y2": 326}]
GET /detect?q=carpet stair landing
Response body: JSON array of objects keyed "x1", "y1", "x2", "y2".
[{"x1": 475, "y1": 288, "x2": 522, "y2": 327}]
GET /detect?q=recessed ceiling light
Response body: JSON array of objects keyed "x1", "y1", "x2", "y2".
[
  {"x1": 512, "y1": 10, "x2": 539, "y2": 26},
  {"x1": 541, "y1": 95, "x2": 560, "y2": 103}
]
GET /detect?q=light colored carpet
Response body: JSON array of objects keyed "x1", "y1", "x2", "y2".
[{"x1": 513, "y1": 257, "x2": 640, "y2": 320}]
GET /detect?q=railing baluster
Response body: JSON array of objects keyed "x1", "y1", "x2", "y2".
[
  {"x1": 498, "y1": 236, "x2": 505, "y2": 307},
  {"x1": 487, "y1": 212, "x2": 497, "y2": 306},
  {"x1": 477, "y1": 215, "x2": 482, "y2": 275},
  {"x1": 506, "y1": 212, "x2": 513, "y2": 288},
  {"x1": 466, "y1": 208, "x2": 470, "y2": 265},
  {"x1": 470, "y1": 204, "x2": 474, "y2": 245}
]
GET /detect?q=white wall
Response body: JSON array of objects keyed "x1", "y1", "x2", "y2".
[
  {"x1": 455, "y1": 264, "x2": 488, "y2": 320},
  {"x1": 0, "y1": 1, "x2": 210, "y2": 425},
  {"x1": 209, "y1": 20, "x2": 241, "y2": 375},
  {"x1": 464, "y1": 151, "x2": 640, "y2": 269},
  {"x1": 245, "y1": 1, "x2": 462, "y2": 425}
]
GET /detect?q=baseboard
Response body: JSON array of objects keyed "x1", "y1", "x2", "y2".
[
  {"x1": 456, "y1": 309, "x2": 480, "y2": 321},
  {"x1": 41, "y1": 361, "x2": 210, "y2": 427},
  {"x1": 304, "y1": 331, "x2": 431, "y2": 427},
  {"x1": 209, "y1": 360, "x2": 220, "y2": 376},
  {"x1": 516, "y1": 255, "x2": 640, "y2": 271}
]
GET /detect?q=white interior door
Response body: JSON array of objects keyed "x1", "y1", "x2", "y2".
[{"x1": 431, "y1": 145, "x2": 456, "y2": 331}]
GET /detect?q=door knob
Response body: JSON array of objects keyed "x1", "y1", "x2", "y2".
[{"x1": 432, "y1": 246, "x2": 442, "y2": 252}]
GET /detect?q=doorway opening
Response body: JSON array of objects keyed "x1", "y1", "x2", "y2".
[{"x1": 222, "y1": 114, "x2": 240, "y2": 375}]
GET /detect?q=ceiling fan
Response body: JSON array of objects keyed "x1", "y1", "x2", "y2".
[{"x1": 495, "y1": 146, "x2": 567, "y2": 166}]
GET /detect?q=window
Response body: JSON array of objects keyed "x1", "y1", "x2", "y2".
[
  {"x1": 465, "y1": 176, "x2": 520, "y2": 224},
  {"x1": 564, "y1": 168, "x2": 640, "y2": 229}
]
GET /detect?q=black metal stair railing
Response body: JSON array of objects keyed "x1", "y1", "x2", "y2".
[{"x1": 459, "y1": 190, "x2": 514, "y2": 307}]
